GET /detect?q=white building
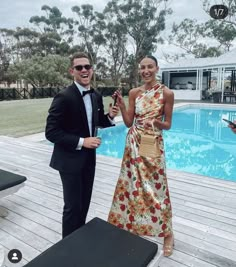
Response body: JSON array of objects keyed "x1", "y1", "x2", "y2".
[{"x1": 160, "y1": 49, "x2": 236, "y2": 102}]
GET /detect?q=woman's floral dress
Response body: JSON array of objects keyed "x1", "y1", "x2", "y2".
[{"x1": 108, "y1": 83, "x2": 173, "y2": 237}]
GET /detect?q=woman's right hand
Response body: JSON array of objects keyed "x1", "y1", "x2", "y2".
[
  {"x1": 229, "y1": 120, "x2": 236, "y2": 134},
  {"x1": 112, "y1": 89, "x2": 125, "y2": 109}
]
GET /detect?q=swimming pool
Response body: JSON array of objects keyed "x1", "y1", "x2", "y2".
[{"x1": 97, "y1": 105, "x2": 236, "y2": 182}]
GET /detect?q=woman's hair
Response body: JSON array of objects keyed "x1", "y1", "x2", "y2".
[{"x1": 141, "y1": 55, "x2": 158, "y2": 66}]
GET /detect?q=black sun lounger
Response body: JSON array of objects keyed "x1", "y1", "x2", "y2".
[
  {"x1": 0, "y1": 169, "x2": 26, "y2": 192},
  {"x1": 0, "y1": 169, "x2": 27, "y2": 217},
  {"x1": 24, "y1": 217, "x2": 159, "y2": 267}
]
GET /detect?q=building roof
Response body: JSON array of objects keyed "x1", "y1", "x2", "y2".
[
  {"x1": 216, "y1": 48, "x2": 236, "y2": 65},
  {"x1": 160, "y1": 48, "x2": 236, "y2": 71}
]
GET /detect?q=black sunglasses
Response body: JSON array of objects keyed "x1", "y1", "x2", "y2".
[{"x1": 73, "y1": 64, "x2": 92, "y2": 71}]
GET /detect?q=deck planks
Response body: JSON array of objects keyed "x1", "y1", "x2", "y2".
[{"x1": 0, "y1": 136, "x2": 236, "y2": 267}]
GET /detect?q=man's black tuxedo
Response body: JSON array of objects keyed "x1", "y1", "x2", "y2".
[
  {"x1": 46, "y1": 82, "x2": 112, "y2": 173},
  {"x1": 45, "y1": 82, "x2": 113, "y2": 237}
]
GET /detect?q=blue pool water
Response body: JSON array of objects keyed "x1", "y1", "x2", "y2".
[{"x1": 97, "y1": 106, "x2": 236, "y2": 182}]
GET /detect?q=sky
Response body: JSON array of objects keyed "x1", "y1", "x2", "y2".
[
  {"x1": 0, "y1": 0, "x2": 209, "y2": 29},
  {"x1": 0, "y1": 0, "x2": 218, "y2": 63}
]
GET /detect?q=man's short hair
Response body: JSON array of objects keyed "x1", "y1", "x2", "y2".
[{"x1": 70, "y1": 52, "x2": 90, "y2": 66}]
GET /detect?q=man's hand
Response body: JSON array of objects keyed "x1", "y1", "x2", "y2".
[
  {"x1": 108, "y1": 103, "x2": 119, "y2": 119},
  {"x1": 83, "y1": 137, "x2": 101, "y2": 149}
]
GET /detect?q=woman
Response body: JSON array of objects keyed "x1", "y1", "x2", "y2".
[{"x1": 108, "y1": 55, "x2": 174, "y2": 256}]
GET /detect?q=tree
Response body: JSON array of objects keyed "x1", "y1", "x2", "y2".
[
  {"x1": 30, "y1": 5, "x2": 74, "y2": 37},
  {"x1": 202, "y1": 0, "x2": 236, "y2": 52},
  {"x1": 169, "y1": 18, "x2": 222, "y2": 58},
  {"x1": 168, "y1": 0, "x2": 236, "y2": 59},
  {"x1": 104, "y1": 0, "x2": 171, "y2": 87},
  {"x1": 72, "y1": 5, "x2": 107, "y2": 87},
  {"x1": 12, "y1": 27, "x2": 40, "y2": 59},
  {"x1": 124, "y1": 54, "x2": 136, "y2": 89},
  {"x1": 29, "y1": 5, "x2": 74, "y2": 56},
  {"x1": 0, "y1": 29, "x2": 17, "y2": 83},
  {"x1": 9, "y1": 55, "x2": 71, "y2": 88},
  {"x1": 205, "y1": 20, "x2": 236, "y2": 52},
  {"x1": 202, "y1": 0, "x2": 236, "y2": 28},
  {"x1": 94, "y1": 56, "x2": 110, "y2": 84},
  {"x1": 102, "y1": 21, "x2": 128, "y2": 86}
]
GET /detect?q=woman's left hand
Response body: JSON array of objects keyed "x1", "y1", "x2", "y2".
[
  {"x1": 153, "y1": 119, "x2": 162, "y2": 129},
  {"x1": 144, "y1": 119, "x2": 161, "y2": 130},
  {"x1": 143, "y1": 120, "x2": 152, "y2": 130}
]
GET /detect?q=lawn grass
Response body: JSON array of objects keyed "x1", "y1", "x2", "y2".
[{"x1": 0, "y1": 96, "x2": 127, "y2": 137}]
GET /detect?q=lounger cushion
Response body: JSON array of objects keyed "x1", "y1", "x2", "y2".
[
  {"x1": 24, "y1": 217, "x2": 158, "y2": 267},
  {"x1": 0, "y1": 170, "x2": 26, "y2": 191}
]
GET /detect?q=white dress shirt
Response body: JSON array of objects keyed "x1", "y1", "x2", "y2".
[
  {"x1": 74, "y1": 81, "x2": 93, "y2": 150},
  {"x1": 74, "y1": 82, "x2": 114, "y2": 150}
]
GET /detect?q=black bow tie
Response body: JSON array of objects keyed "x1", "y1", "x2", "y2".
[{"x1": 82, "y1": 89, "x2": 94, "y2": 97}]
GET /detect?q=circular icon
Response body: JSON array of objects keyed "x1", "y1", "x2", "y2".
[
  {"x1": 8, "y1": 249, "x2": 22, "y2": 263},
  {"x1": 209, "y1": 5, "x2": 228, "y2": 19}
]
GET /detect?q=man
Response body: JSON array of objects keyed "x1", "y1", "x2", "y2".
[
  {"x1": 174, "y1": 83, "x2": 180, "y2": 90},
  {"x1": 186, "y1": 81, "x2": 193, "y2": 90},
  {"x1": 45, "y1": 52, "x2": 119, "y2": 238}
]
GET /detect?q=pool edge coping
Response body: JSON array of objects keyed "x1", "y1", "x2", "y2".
[{"x1": 18, "y1": 103, "x2": 236, "y2": 142}]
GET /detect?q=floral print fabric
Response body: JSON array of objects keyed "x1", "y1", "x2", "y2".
[{"x1": 108, "y1": 83, "x2": 173, "y2": 237}]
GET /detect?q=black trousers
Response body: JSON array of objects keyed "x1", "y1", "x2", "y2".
[{"x1": 59, "y1": 165, "x2": 95, "y2": 238}]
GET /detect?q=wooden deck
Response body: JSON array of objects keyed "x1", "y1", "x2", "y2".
[{"x1": 0, "y1": 135, "x2": 236, "y2": 267}]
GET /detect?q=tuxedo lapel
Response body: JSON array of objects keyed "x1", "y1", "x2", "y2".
[
  {"x1": 90, "y1": 90, "x2": 99, "y2": 137},
  {"x1": 70, "y1": 83, "x2": 90, "y2": 135}
]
